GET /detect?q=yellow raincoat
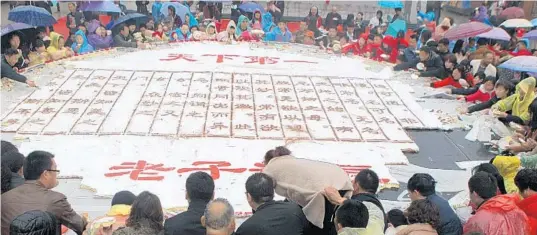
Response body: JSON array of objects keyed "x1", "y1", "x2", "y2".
[
  {"x1": 46, "y1": 32, "x2": 69, "y2": 60},
  {"x1": 492, "y1": 156, "x2": 521, "y2": 194},
  {"x1": 84, "y1": 204, "x2": 131, "y2": 235},
  {"x1": 493, "y1": 77, "x2": 536, "y2": 122}
]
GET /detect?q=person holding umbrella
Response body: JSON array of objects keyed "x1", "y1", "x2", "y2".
[
  {"x1": 2, "y1": 33, "x2": 28, "y2": 70},
  {"x1": 66, "y1": 3, "x2": 85, "y2": 36},
  {"x1": 1, "y1": 48, "x2": 36, "y2": 87}
]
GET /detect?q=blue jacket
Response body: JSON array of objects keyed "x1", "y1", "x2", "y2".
[
  {"x1": 418, "y1": 11, "x2": 435, "y2": 22},
  {"x1": 71, "y1": 30, "x2": 94, "y2": 54},
  {"x1": 265, "y1": 27, "x2": 292, "y2": 42},
  {"x1": 261, "y1": 12, "x2": 275, "y2": 33},
  {"x1": 173, "y1": 29, "x2": 190, "y2": 41},
  {"x1": 236, "y1": 15, "x2": 251, "y2": 37},
  {"x1": 427, "y1": 194, "x2": 463, "y2": 235},
  {"x1": 185, "y1": 12, "x2": 198, "y2": 28},
  {"x1": 152, "y1": 2, "x2": 162, "y2": 23}
]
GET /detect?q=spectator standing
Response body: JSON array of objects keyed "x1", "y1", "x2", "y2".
[
  {"x1": 324, "y1": 169, "x2": 387, "y2": 235},
  {"x1": 1, "y1": 151, "x2": 87, "y2": 235},
  {"x1": 324, "y1": 6, "x2": 342, "y2": 29},
  {"x1": 136, "y1": 1, "x2": 149, "y2": 15},
  {"x1": 267, "y1": 1, "x2": 282, "y2": 24},
  {"x1": 391, "y1": 7, "x2": 404, "y2": 23},
  {"x1": 113, "y1": 191, "x2": 165, "y2": 235},
  {"x1": 515, "y1": 169, "x2": 537, "y2": 235},
  {"x1": 334, "y1": 200, "x2": 369, "y2": 235},
  {"x1": 1, "y1": 140, "x2": 18, "y2": 156},
  {"x1": 152, "y1": 0, "x2": 163, "y2": 24},
  {"x1": 398, "y1": 199, "x2": 440, "y2": 235},
  {"x1": 464, "y1": 172, "x2": 529, "y2": 235},
  {"x1": 201, "y1": 198, "x2": 236, "y2": 235},
  {"x1": 406, "y1": 173, "x2": 462, "y2": 235},
  {"x1": 1, "y1": 151, "x2": 25, "y2": 190},
  {"x1": 2, "y1": 49, "x2": 36, "y2": 87},
  {"x1": 66, "y1": 3, "x2": 85, "y2": 36},
  {"x1": 304, "y1": 7, "x2": 322, "y2": 33},
  {"x1": 165, "y1": 172, "x2": 215, "y2": 235},
  {"x1": 369, "y1": 10, "x2": 383, "y2": 28},
  {"x1": 10, "y1": 210, "x2": 58, "y2": 235},
  {"x1": 85, "y1": 191, "x2": 137, "y2": 235},
  {"x1": 262, "y1": 147, "x2": 353, "y2": 235},
  {"x1": 235, "y1": 173, "x2": 309, "y2": 235}
]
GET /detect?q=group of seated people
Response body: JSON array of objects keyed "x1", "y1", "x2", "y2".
[{"x1": 2, "y1": 143, "x2": 537, "y2": 235}]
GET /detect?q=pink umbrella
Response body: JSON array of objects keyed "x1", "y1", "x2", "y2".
[
  {"x1": 500, "y1": 7, "x2": 525, "y2": 19},
  {"x1": 477, "y1": 27, "x2": 511, "y2": 41},
  {"x1": 444, "y1": 22, "x2": 492, "y2": 40}
]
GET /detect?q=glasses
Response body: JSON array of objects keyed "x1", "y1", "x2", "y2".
[{"x1": 46, "y1": 169, "x2": 60, "y2": 173}]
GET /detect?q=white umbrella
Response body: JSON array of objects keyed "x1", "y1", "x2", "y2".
[
  {"x1": 500, "y1": 18, "x2": 533, "y2": 28},
  {"x1": 477, "y1": 27, "x2": 511, "y2": 41}
]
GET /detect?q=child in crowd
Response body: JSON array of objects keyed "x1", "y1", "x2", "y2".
[
  {"x1": 266, "y1": 21, "x2": 292, "y2": 42},
  {"x1": 431, "y1": 65, "x2": 472, "y2": 89},
  {"x1": 461, "y1": 76, "x2": 497, "y2": 103},
  {"x1": 28, "y1": 40, "x2": 50, "y2": 66},
  {"x1": 385, "y1": 209, "x2": 409, "y2": 235},
  {"x1": 462, "y1": 79, "x2": 513, "y2": 114},
  {"x1": 492, "y1": 77, "x2": 536, "y2": 125}
]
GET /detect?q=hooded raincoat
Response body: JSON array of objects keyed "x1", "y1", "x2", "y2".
[
  {"x1": 236, "y1": 15, "x2": 251, "y2": 37},
  {"x1": 184, "y1": 12, "x2": 199, "y2": 29},
  {"x1": 518, "y1": 194, "x2": 537, "y2": 235},
  {"x1": 88, "y1": 25, "x2": 113, "y2": 50},
  {"x1": 262, "y1": 12, "x2": 275, "y2": 33},
  {"x1": 463, "y1": 194, "x2": 528, "y2": 235},
  {"x1": 71, "y1": 30, "x2": 94, "y2": 54},
  {"x1": 85, "y1": 204, "x2": 131, "y2": 235},
  {"x1": 493, "y1": 77, "x2": 536, "y2": 123},
  {"x1": 217, "y1": 20, "x2": 238, "y2": 42},
  {"x1": 205, "y1": 22, "x2": 218, "y2": 40},
  {"x1": 46, "y1": 32, "x2": 69, "y2": 59},
  {"x1": 492, "y1": 156, "x2": 521, "y2": 194},
  {"x1": 265, "y1": 26, "x2": 292, "y2": 42}
]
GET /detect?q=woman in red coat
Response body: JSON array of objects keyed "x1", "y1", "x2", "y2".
[{"x1": 341, "y1": 33, "x2": 368, "y2": 56}]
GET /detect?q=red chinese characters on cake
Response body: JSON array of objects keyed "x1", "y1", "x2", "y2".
[
  {"x1": 104, "y1": 160, "x2": 176, "y2": 181},
  {"x1": 177, "y1": 161, "x2": 247, "y2": 179},
  {"x1": 159, "y1": 54, "x2": 317, "y2": 65}
]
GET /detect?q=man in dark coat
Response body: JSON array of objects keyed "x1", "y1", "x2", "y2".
[
  {"x1": 66, "y1": 2, "x2": 85, "y2": 35},
  {"x1": 407, "y1": 173, "x2": 463, "y2": 235},
  {"x1": 164, "y1": 172, "x2": 215, "y2": 235},
  {"x1": 324, "y1": 6, "x2": 342, "y2": 29},
  {"x1": 113, "y1": 24, "x2": 139, "y2": 48},
  {"x1": 235, "y1": 173, "x2": 310, "y2": 235},
  {"x1": 1, "y1": 49, "x2": 36, "y2": 87},
  {"x1": 394, "y1": 46, "x2": 445, "y2": 78},
  {"x1": 1, "y1": 151, "x2": 25, "y2": 190}
]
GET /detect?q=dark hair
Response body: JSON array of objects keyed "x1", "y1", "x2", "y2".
[
  {"x1": 515, "y1": 169, "x2": 537, "y2": 193},
  {"x1": 474, "y1": 71, "x2": 487, "y2": 81},
  {"x1": 420, "y1": 30, "x2": 432, "y2": 42},
  {"x1": 24, "y1": 151, "x2": 54, "y2": 181},
  {"x1": 1, "y1": 151, "x2": 24, "y2": 173},
  {"x1": 10, "y1": 210, "x2": 58, "y2": 234},
  {"x1": 264, "y1": 146, "x2": 291, "y2": 164},
  {"x1": 477, "y1": 38, "x2": 488, "y2": 46},
  {"x1": 406, "y1": 199, "x2": 440, "y2": 229},
  {"x1": 468, "y1": 37, "x2": 476, "y2": 43},
  {"x1": 469, "y1": 171, "x2": 497, "y2": 200},
  {"x1": 245, "y1": 173, "x2": 274, "y2": 204},
  {"x1": 34, "y1": 39, "x2": 45, "y2": 50},
  {"x1": 190, "y1": 25, "x2": 199, "y2": 31},
  {"x1": 407, "y1": 173, "x2": 436, "y2": 196},
  {"x1": 483, "y1": 51, "x2": 494, "y2": 58},
  {"x1": 37, "y1": 26, "x2": 47, "y2": 33},
  {"x1": 118, "y1": 23, "x2": 128, "y2": 32},
  {"x1": 376, "y1": 10, "x2": 383, "y2": 17},
  {"x1": 532, "y1": 49, "x2": 537, "y2": 54},
  {"x1": 472, "y1": 163, "x2": 507, "y2": 194},
  {"x1": 127, "y1": 191, "x2": 164, "y2": 231},
  {"x1": 387, "y1": 209, "x2": 408, "y2": 228},
  {"x1": 452, "y1": 65, "x2": 466, "y2": 77},
  {"x1": 168, "y1": 5, "x2": 176, "y2": 15},
  {"x1": 409, "y1": 34, "x2": 418, "y2": 40},
  {"x1": 495, "y1": 79, "x2": 513, "y2": 91},
  {"x1": 335, "y1": 199, "x2": 369, "y2": 228},
  {"x1": 445, "y1": 54, "x2": 457, "y2": 65},
  {"x1": 483, "y1": 76, "x2": 497, "y2": 85},
  {"x1": 8, "y1": 33, "x2": 20, "y2": 42},
  {"x1": 355, "y1": 169, "x2": 379, "y2": 194},
  {"x1": 186, "y1": 171, "x2": 215, "y2": 202},
  {"x1": 4, "y1": 48, "x2": 19, "y2": 57},
  {"x1": 1, "y1": 165, "x2": 12, "y2": 194},
  {"x1": 1, "y1": 140, "x2": 18, "y2": 156},
  {"x1": 139, "y1": 24, "x2": 146, "y2": 29},
  {"x1": 395, "y1": 7, "x2": 402, "y2": 12},
  {"x1": 357, "y1": 12, "x2": 364, "y2": 16},
  {"x1": 111, "y1": 191, "x2": 137, "y2": 206},
  {"x1": 420, "y1": 46, "x2": 432, "y2": 54},
  {"x1": 518, "y1": 40, "x2": 528, "y2": 48},
  {"x1": 438, "y1": 38, "x2": 450, "y2": 46},
  {"x1": 446, "y1": 17, "x2": 455, "y2": 26}
]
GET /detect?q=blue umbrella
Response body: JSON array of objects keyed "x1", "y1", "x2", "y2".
[
  {"x1": 1, "y1": 23, "x2": 34, "y2": 37},
  {"x1": 499, "y1": 56, "x2": 537, "y2": 73},
  {"x1": 378, "y1": 0, "x2": 404, "y2": 8},
  {"x1": 532, "y1": 18, "x2": 537, "y2": 27},
  {"x1": 385, "y1": 19, "x2": 406, "y2": 37},
  {"x1": 239, "y1": 2, "x2": 265, "y2": 13},
  {"x1": 110, "y1": 13, "x2": 148, "y2": 30},
  {"x1": 8, "y1": 5, "x2": 57, "y2": 27},
  {"x1": 160, "y1": 2, "x2": 190, "y2": 22},
  {"x1": 80, "y1": 1, "x2": 121, "y2": 13}
]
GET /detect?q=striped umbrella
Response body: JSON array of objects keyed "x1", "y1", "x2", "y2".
[{"x1": 444, "y1": 22, "x2": 492, "y2": 40}]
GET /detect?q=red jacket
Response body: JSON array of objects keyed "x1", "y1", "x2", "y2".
[
  {"x1": 367, "y1": 43, "x2": 383, "y2": 61},
  {"x1": 431, "y1": 76, "x2": 463, "y2": 88},
  {"x1": 518, "y1": 194, "x2": 537, "y2": 235},
  {"x1": 510, "y1": 49, "x2": 533, "y2": 57},
  {"x1": 465, "y1": 85, "x2": 495, "y2": 103},
  {"x1": 341, "y1": 34, "x2": 368, "y2": 55},
  {"x1": 464, "y1": 194, "x2": 529, "y2": 235}
]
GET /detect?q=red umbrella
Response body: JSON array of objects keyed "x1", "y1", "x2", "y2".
[
  {"x1": 500, "y1": 7, "x2": 525, "y2": 19},
  {"x1": 444, "y1": 21, "x2": 492, "y2": 40}
]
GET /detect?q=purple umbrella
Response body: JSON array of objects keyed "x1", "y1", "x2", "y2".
[
  {"x1": 1, "y1": 22, "x2": 34, "y2": 37},
  {"x1": 80, "y1": 1, "x2": 121, "y2": 13},
  {"x1": 444, "y1": 21, "x2": 492, "y2": 40},
  {"x1": 477, "y1": 27, "x2": 510, "y2": 41},
  {"x1": 524, "y1": 30, "x2": 537, "y2": 40}
]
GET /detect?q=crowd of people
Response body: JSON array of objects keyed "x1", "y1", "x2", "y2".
[{"x1": 2, "y1": 142, "x2": 537, "y2": 235}]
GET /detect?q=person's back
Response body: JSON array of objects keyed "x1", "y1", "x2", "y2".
[
  {"x1": 426, "y1": 194, "x2": 463, "y2": 235},
  {"x1": 86, "y1": 191, "x2": 136, "y2": 235},
  {"x1": 237, "y1": 201, "x2": 308, "y2": 235},
  {"x1": 10, "y1": 210, "x2": 58, "y2": 235},
  {"x1": 464, "y1": 194, "x2": 528, "y2": 235}
]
